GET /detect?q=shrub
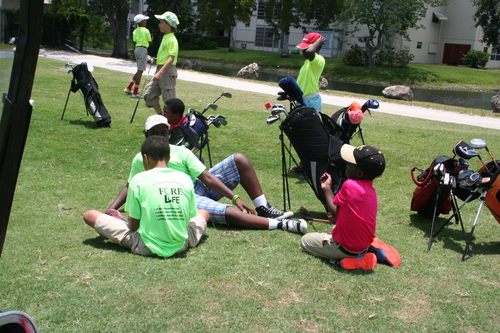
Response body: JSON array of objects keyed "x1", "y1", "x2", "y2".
[
  {"x1": 342, "y1": 48, "x2": 364, "y2": 66},
  {"x1": 396, "y1": 51, "x2": 415, "y2": 67},
  {"x1": 462, "y1": 49, "x2": 490, "y2": 68},
  {"x1": 177, "y1": 33, "x2": 219, "y2": 50}
]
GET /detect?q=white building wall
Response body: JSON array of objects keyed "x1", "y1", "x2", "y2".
[{"x1": 232, "y1": 0, "x2": 500, "y2": 68}]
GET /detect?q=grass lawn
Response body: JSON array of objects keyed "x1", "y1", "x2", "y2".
[{"x1": 1, "y1": 56, "x2": 500, "y2": 332}]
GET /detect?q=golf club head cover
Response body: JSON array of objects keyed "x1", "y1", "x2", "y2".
[
  {"x1": 278, "y1": 77, "x2": 305, "y2": 105},
  {"x1": 362, "y1": 99, "x2": 379, "y2": 111},
  {"x1": 347, "y1": 101, "x2": 363, "y2": 124},
  {"x1": 453, "y1": 140, "x2": 479, "y2": 159}
]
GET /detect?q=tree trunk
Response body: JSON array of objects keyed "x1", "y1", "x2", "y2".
[{"x1": 104, "y1": 5, "x2": 129, "y2": 59}]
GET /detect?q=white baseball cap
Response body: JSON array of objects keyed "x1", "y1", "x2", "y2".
[
  {"x1": 134, "y1": 14, "x2": 149, "y2": 23},
  {"x1": 145, "y1": 115, "x2": 170, "y2": 131},
  {"x1": 155, "y1": 11, "x2": 179, "y2": 27}
]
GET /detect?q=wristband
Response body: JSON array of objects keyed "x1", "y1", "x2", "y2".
[{"x1": 231, "y1": 194, "x2": 240, "y2": 205}]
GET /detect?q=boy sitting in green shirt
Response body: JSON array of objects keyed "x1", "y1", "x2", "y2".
[{"x1": 83, "y1": 135, "x2": 208, "y2": 257}]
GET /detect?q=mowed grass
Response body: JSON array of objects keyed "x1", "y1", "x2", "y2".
[{"x1": 1, "y1": 56, "x2": 500, "y2": 332}]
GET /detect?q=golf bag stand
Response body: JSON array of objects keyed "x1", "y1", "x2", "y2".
[{"x1": 61, "y1": 62, "x2": 111, "y2": 127}]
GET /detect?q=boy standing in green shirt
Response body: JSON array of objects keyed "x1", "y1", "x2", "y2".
[
  {"x1": 124, "y1": 14, "x2": 152, "y2": 99},
  {"x1": 83, "y1": 136, "x2": 208, "y2": 257},
  {"x1": 144, "y1": 11, "x2": 179, "y2": 115}
]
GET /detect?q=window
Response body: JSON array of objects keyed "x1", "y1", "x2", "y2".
[
  {"x1": 417, "y1": 42, "x2": 422, "y2": 49},
  {"x1": 255, "y1": 27, "x2": 277, "y2": 47},
  {"x1": 491, "y1": 49, "x2": 500, "y2": 61},
  {"x1": 420, "y1": 10, "x2": 426, "y2": 18},
  {"x1": 257, "y1": 2, "x2": 266, "y2": 19}
]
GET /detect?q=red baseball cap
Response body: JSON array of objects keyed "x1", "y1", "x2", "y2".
[{"x1": 296, "y1": 32, "x2": 323, "y2": 49}]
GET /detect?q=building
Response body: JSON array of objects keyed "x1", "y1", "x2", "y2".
[{"x1": 232, "y1": 0, "x2": 500, "y2": 69}]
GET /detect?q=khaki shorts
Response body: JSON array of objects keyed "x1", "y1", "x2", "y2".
[
  {"x1": 144, "y1": 65, "x2": 177, "y2": 109},
  {"x1": 94, "y1": 213, "x2": 206, "y2": 257},
  {"x1": 300, "y1": 232, "x2": 352, "y2": 260}
]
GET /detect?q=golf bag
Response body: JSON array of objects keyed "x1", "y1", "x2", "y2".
[
  {"x1": 280, "y1": 106, "x2": 346, "y2": 208},
  {"x1": 480, "y1": 160, "x2": 500, "y2": 224},
  {"x1": 67, "y1": 62, "x2": 111, "y2": 127},
  {"x1": 169, "y1": 108, "x2": 209, "y2": 151},
  {"x1": 410, "y1": 156, "x2": 457, "y2": 217}
]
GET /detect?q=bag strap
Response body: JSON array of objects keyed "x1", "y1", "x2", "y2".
[{"x1": 411, "y1": 166, "x2": 432, "y2": 186}]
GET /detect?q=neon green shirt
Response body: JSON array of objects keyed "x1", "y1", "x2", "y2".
[
  {"x1": 157, "y1": 32, "x2": 178, "y2": 66},
  {"x1": 125, "y1": 167, "x2": 198, "y2": 257},
  {"x1": 128, "y1": 145, "x2": 206, "y2": 184},
  {"x1": 133, "y1": 27, "x2": 151, "y2": 48},
  {"x1": 296, "y1": 54, "x2": 325, "y2": 96}
]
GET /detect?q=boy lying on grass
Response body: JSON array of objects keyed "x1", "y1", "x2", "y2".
[{"x1": 109, "y1": 114, "x2": 308, "y2": 234}]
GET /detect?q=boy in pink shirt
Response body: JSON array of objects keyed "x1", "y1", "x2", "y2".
[{"x1": 300, "y1": 144, "x2": 388, "y2": 270}]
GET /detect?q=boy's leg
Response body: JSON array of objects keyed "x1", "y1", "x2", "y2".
[
  {"x1": 185, "y1": 211, "x2": 208, "y2": 248},
  {"x1": 159, "y1": 66, "x2": 177, "y2": 102},
  {"x1": 144, "y1": 71, "x2": 162, "y2": 114},
  {"x1": 300, "y1": 232, "x2": 347, "y2": 260},
  {"x1": 83, "y1": 210, "x2": 154, "y2": 256}
]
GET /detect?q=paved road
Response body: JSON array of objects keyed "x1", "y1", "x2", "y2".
[{"x1": 39, "y1": 49, "x2": 500, "y2": 130}]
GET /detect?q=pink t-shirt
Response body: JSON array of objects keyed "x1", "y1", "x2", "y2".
[{"x1": 331, "y1": 179, "x2": 377, "y2": 252}]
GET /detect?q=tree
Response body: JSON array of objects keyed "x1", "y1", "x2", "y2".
[
  {"x1": 339, "y1": 0, "x2": 448, "y2": 67},
  {"x1": 89, "y1": 0, "x2": 130, "y2": 59},
  {"x1": 50, "y1": 0, "x2": 90, "y2": 51},
  {"x1": 472, "y1": 0, "x2": 500, "y2": 49},
  {"x1": 195, "y1": 0, "x2": 256, "y2": 51},
  {"x1": 260, "y1": 0, "x2": 343, "y2": 56}
]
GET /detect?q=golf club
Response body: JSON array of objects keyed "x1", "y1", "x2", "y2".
[
  {"x1": 266, "y1": 114, "x2": 282, "y2": 125},
  {"x1": 361, "y1": 98, "x2": 379, "y2": 115},
  {"x1": 470, "y1": 138, "x2": 498, "y2": 167},
  {"x1": 130, "y1": 59, "x2": 155, "y2": 123},
  {"x1": 202, "y1": 92, "x2": 232, "y2": 114},
  {"x1": 271, "y1": 104, "x2": 288, "y2": 116}
]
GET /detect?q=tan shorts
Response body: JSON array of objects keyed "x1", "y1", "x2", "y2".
[
  {"x1": 144, "y1": 65, "x2": 177, "y2": 109},
  {"x1": 94, "y1": 213, "x2": 206, "y2": 257},
  {"x1": 300, "y1": 232, "x2": 351, "y2": 260}
]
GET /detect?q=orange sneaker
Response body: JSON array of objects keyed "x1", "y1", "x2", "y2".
[
  {"x1": 338, "y1": 253, "x2": 377, "y2": 270},
  {"x1": 369, "y1": 237, "x2": 401, "y2": 267}
]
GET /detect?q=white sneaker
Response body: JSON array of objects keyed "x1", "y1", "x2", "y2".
[
  {"x1": 279, "y1": 219, "x2": 308, "y2": 234},
  {"x1": 131, "y1": 94, "x2": 144, "y2": 99},
  {"x1": 123, "y1": 87, "x2": 132, "y2": 94}
]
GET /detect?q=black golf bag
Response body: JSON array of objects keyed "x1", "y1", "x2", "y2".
[
  {"x1": 169, "y1": 108, "x2": 209, "y2": 150},
  {"x1": 65, "y1": 62, "x2": 111, "y2": 127},
  {"x1": 280, "y1": 106, "x2": 347, "y2": 208}
]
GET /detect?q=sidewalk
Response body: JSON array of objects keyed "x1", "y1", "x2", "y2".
[{"x1": 39, "y1": 49, "x2": 500, "y2": 130}]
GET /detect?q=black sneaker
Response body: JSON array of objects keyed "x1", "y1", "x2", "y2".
[
  {"x1": 256, "y1": 204, "x2": 294, "y2": 219},
  {"x1": 279, "y1": 219, "x2": 308, "y2": 234}
]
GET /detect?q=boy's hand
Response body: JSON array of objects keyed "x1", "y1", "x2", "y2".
[{"x1": 320, "y1": 172, "x2": 332, "y2": 192}]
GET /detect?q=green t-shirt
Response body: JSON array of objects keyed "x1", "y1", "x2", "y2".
[
  {"x1": 133, "y1": 27, "x2": 151, "y2": 47},
  {"x1": 125, "y1": 167, "x2": 198, "y2": 257},
  {"x1": 128, "y1": 145, "x2": 206, "y2": 184},
  {"x1": 296, "y1": 54, "x2": 325, "y2": 96},
  {"x1": 157, "y1": 32, "x2": 178, "y2": 66}
]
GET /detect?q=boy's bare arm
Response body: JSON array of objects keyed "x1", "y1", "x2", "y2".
[
  {"x1": 303, "y1": 36, "x2": 325, "y2": 61},
  {"x1": 320, "y1": 173, "x2": 337, "y2": 221}
]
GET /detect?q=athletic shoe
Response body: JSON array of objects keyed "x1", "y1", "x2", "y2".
[
  {"x1": 369, "y1": 237, "x2": 401, "y2": 267},
  {"x1": 289, "y1": 165, "x2": 303, "y2": 173},
  {"x1": 338, "y1": 253, "x2": 377, "y2": 270},
  {"x1": 279, "y1": 219, "x2": 308, "y2": 234},
  {"x1": 131, "y1": 94, "x2": 144, "y2": 99},
  {"x1": 256, "y1": 204, "x2": 294, "y2": 219},
  {"x1": 123, "y1": 87, "x2": 132, "y2": 94}
]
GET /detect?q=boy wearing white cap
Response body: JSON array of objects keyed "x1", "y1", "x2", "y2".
[
  {"x1": 144, "y1": 11, "x2": 180, "y2": 115},
  {"x1": 124, "y1": 14, "x2": 152, "y2": 99},
  {"x1": 83, "y1": 135, "x2": 209, "y2": 257}
]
